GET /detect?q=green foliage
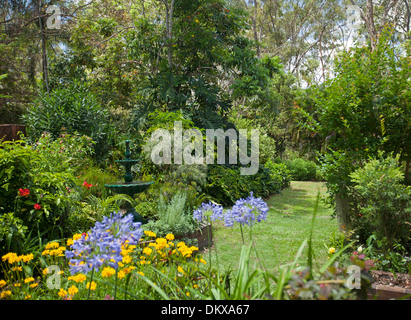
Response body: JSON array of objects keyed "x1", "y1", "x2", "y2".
[
  {"x1": 0, "y1": 212, "x2": 28, "y2": 254},
  {"x1": 298, "y1": 29, "x2": 410, "y2": 163},
  {"x1": 264, "y1": 160, "x2": 291, "y2": 189},
  {"x1": 204, "y1": 164, "x2": 285, "y2": 206},
  {"x1": 349, "y1": 153, "x2": 411, "y2": 250},
  {"x1": 0, "y1": 139, "x2": 81, "y2": 256},
  {"x1": 143, "y1": 192, "x2": 197, "y2": 237},
  {"x1": 22, "y1": 81, "x2": 114, "y2": 161},
  {"x1": 284, "y1": 158, "x2": 317, "y2": 181},
  {"x1": 126, "y1": 0, "x2": 278, "y2": 130},
  {"x1": 364, "y1": 235, "x2": 411, "y2": 274},
  {"x1": 31, "y1": 132, "x2": 95, "y2": 175}
]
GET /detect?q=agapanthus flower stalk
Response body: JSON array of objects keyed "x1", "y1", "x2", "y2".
[
  {"x1": 225, "y1": 192, "x2": 269, "y2": 227},
  {"x1": 65, "y1": 213, "x2": 143, "y2": 274}
]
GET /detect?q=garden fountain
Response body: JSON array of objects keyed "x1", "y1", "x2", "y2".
[{"x1": 105, "y1": 140, "x2": 154, "y2": 224}]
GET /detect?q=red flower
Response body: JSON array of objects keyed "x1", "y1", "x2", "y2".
[
  {"x1": 82, "y1": 180, "x2": 93, "y2": 189},
  {"x1": 18, "y1": 188, "x2": 30, "y2": 197},
  {"x1": 34, "y1": 203, "x2": 41, "y2": 210}
]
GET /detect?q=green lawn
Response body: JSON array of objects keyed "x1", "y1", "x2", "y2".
[{"x1": 205, "y1": 181, "x2": 341, "y2": 274}]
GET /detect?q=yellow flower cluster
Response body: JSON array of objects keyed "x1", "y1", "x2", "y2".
[
  {"x1": 176, "y1": 242, "x2": 198, "y2": 258},
  {"x1": 2, "y1": 252, "x2": 34, "y2": 264},
  {"x1": 42, "y1": 242, "x2": 66, "y2": 257},
  {"x1": 68, "y1": 274, "x2": 87, "y2": 283}
]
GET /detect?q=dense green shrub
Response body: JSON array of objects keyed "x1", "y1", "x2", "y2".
[
  {"x1": 204, "y1": 164, "x2": 285, "y2": 206},
  {"x1": 0, "y1": 140, "x2": 82, "y2": 256},
  {"x1": 22, "y1": 81, "x2": 114, "y2": 161},
  {"x1": 349, "y1": 153, "x2": 411, "y2": 250},
  {"x1": 265, "y1": 160, "x2": 291, "y2": 189},
  {"x1": 285, "y1": 158, "x2": 317, "y2": 181}
]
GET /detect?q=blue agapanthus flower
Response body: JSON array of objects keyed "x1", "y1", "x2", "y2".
[
  {"x1": 65, "y1": 212, "x2": 143, "y2": 274},
  {"x1": 193, "y1": 201, "x2": 224, "y2": 222},
  {"x1": 225, "y1": 192, "x2": 269, "y2": 227}
]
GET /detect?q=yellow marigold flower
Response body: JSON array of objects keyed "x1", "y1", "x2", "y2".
[
  {"x1": 122, "y1": 255, "x2": 132, "y2": 264},
  {"x1": 155, "y1": 238, "x2": 167, "y2": 250},
  {"x1": 24, "y1": 277, "x2": 34, "y2": 284},
  {"x1": 68, "y1": 274, "x2": 86, "y2": 283},
  {"x1": 20, "y1": 254, "x2": 34, "y2": 263},
  {"x1": 177, "y1": 242, "x2": 186, "y2": 248},
  {"x1": 2, "y1": 252, "x2": 20, "y2": 264},
  {"x1": 137, "y1": 271, "x2": 144, "y2": 276},
  {"x1": 140, "y1": 260, "x2": 146, "y2": 265},
  {"x1": 66, "y1": 238, "x2": 74, "y2": 246},
  {"x1": 121, "y1": 249, "x2": 131, "y2": 256},
  {"x1": 11, "y1": 266, "x2": 22, "y2": 272},
  {"x1": 0, "y1": 280, "x2": 6, "y2": 288},
  {"x1": 118, "y1": 270, "x2": 126, "y2": 279},
  {"x1": 45, "y1": 242, "x2": 59, "y2": 250},
  {"x1": 328, "y1": 247, "x2": 336, "y2": 254},
  {"x1": 14, "y1": 283, "x2": 21, "y2": 287},
  {"x1": 72, "y1": 233, "x2": 83, "y2": 241},
  {"x1": 24, "y1": 294, "x2": 31, "y2": 299},
  {"x1": 143, "y1": 247, "x2": 153, "y2": 256},
  {"x1": 166, "y1": 233, "x2": 175, "y2": 241},
  {"x1": 86, "y1": 281, "x2": 97, "y2": 291},
  {"x1": 30, "y1": 283, "x2": 38, "y2": 288},
  {"x1": 42, "y1": 250, "x2": 50, "y2": 256},
  {"x1": 123, "y1": 266, "x2": 135, "y2": 274},
  {"x1": 68, "y1": 285, "x2": 78, "y2": 296},
  {"x1": 199, "y1": 258, "x2": 206, "y2": 264},
  {"x1": 1, "y1": 290, "x2": 11, "y2": 299},
  {"x1": 42, "y1": 268, "x2": 49, "y2": 275},
  {"x1": 144, "y1": 231, "x2": 156, "y2": 238},
  {"x1": 101, "y1": 267, "x2": 116, "y2": 278},
  {"x1": 58, "y1": 288, "x2": 67, "y2": 297}
]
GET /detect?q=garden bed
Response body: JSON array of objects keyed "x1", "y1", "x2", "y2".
[{"x1": 368, "y1": 270, "x2": 411, "y2": 300}]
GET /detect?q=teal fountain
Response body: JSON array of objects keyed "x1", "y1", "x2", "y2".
[{"x1": 105, "y1": 140, "x2": 154, "y2": 224}]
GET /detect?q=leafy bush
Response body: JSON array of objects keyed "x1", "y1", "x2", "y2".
[
  {"x1": 22, "y1": 81, "x2": 114, "y2": 161},
  {"x1": 265, "y1": 160, "x2": 291, "y2": 189},
  {"x1": 204, "y1": 164, "x2": 282, "y2": 206},
  {"x1": 142, "y1": 192, "x2": 197, "y2": 237},
  {"x1": 285, "y1": 158, "x2": 317, "y2": 181},
  {"x1": 349, "y1": 153, "x2": 411, "y2": 250},
  {"x1": 31, "y1": 132, "x2": 95, "y2": 175},
  {"x1": 0, "y1": 140, "x2": 82, "y2": 256}
]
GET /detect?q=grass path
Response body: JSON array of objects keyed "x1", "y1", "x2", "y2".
[{"x1": 206, "y1": 181, "x2": 341, "y2": 274}]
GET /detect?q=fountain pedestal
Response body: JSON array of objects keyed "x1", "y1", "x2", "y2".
[{"x1": 105, "y1": 140, "x2": 154, "y2": 224}]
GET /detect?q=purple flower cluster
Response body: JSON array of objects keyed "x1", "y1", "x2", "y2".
[
  {"x1": 227, "y1": 192, "x2": 269, "y2": 227},
  {"x1": 65, "y1": 213, "x2": 143, "y2": 274},
  {"x1": 193, "y1": 193, "x2": 269, "y2": 228},
  {"x1": 193, "y1": 202, "x2": 224, "y2": 222}
]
